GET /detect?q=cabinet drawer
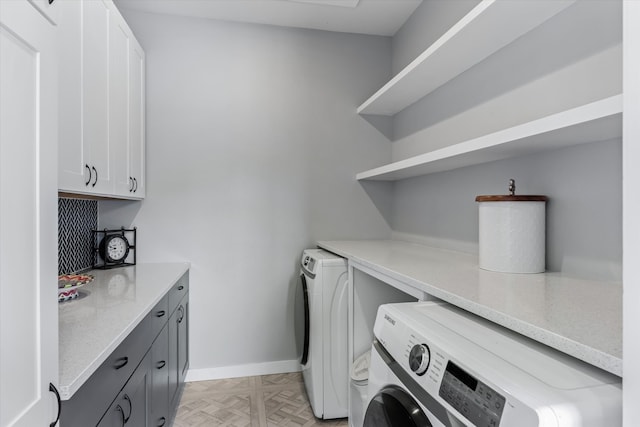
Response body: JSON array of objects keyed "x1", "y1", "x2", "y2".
[
  {"x1": 97, "y1": 352, "x2": 151, "y2": 427},
  {"x1": 150, "y1": 294, "x2": 169, "y2": 340},
  {"x1": 61, "y1": 315, "x2": 153, "y2": 426},
  {"x1": 168, "y1": 272, "x2": 189, "y2": 313}
]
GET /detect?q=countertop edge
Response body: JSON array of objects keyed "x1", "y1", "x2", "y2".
[
  {"x1": 59, "y1": 262, "x2": 191, "y2": 400},
  {"x1": 317, "y1": 240, "x2": 622, "y2": 377}
]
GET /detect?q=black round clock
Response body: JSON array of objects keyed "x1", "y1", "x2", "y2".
[{"x1": 99, "y1": 234, "x2": 130, "y2": 264}]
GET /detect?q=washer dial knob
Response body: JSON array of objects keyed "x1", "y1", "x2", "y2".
[{"x1": 409, "y1": 344, "x2": 431, "y2": 376}]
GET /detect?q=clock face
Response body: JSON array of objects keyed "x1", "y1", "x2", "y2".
[{"x1": 102, "y1": 235, "x2": 130, "y2": 263}]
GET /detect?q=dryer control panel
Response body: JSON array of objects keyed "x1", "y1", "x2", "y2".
[{"x1": 302, "y1": 254, "x2": 316, "y2": 270}]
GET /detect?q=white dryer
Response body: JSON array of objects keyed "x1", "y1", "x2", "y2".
[
  {"x1": 297, "y1": 249, "x2": 349, "y2": 419},
  {"x1": 364, "y1": 301, "x2": 621, "y2": 427}
]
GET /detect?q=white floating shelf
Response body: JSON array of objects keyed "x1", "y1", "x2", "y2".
[
  {"x1": 357, "y1": 0, "x2": 576, "y2": 116},
  {"x1": 357, "y1": 95, "x2": 622, "y2": 181}
]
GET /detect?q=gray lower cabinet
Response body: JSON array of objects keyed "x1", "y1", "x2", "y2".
[{"x1": 60, "y1": 271, "x2": 189, "y2": 426}]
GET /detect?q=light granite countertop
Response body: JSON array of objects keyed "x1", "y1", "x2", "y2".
[
  {"x1": 318, "y1": 240, "x2": 622, "y2": 376},
  {"x1": 58, "y1": 262, "x2": 190, "y2": 400}
]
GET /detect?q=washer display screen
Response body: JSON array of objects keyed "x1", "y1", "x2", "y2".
[{"x1": 439, "y1": 361, "x2": 505, "y2": 427}]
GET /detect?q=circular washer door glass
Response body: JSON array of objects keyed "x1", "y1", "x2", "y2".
[{"x1": 364, "y1": 385, "x2": 432, "y2": 427}]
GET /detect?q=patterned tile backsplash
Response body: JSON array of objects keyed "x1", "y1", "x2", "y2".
[{"x1": 58, "y1": 198, "x2": 98, "y2": 275}]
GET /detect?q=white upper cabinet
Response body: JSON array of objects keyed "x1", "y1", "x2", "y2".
[
  {"x1": 1, "y1": 1, "x2": 59, "y2": 426},
  {"x1": 58, "y1": 0, "x2": 145, "y2": 199}
]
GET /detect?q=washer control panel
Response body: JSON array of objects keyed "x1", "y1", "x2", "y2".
[{"x1": 439, "y1": 361, "x2": 505, "y2": 427}]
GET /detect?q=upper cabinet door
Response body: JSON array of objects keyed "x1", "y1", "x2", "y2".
[
  {"x1": 58, "y1": 0, "x2": 85, "y2": 193},
  {"x1": 129, "y1": 39, "x2": 146, "y2": 198},
  {"x1": 83, "y1": 0, "x2": 112, "y2": 193},
  {"x1": 110, "y1": 12, "x2": 132, "y2": 197},
  {"x1": 0, "y1": 1, "x2": 59, "y2": 426}
]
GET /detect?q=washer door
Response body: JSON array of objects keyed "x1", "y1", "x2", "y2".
[{"x1": 364, "y1": 385, "x2": 432, "y2": 427}]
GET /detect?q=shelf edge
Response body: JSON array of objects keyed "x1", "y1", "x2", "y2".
[{"x1": 357, "y1": 94, "x2": 623, "y2": 181}]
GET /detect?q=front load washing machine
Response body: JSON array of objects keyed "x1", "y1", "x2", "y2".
[
  {"x1": 296, "y1": 249, "x2": 349, "y2": 419},
  {"x1": 364, "y1": 301, "x2": 621, "y2": 427}
]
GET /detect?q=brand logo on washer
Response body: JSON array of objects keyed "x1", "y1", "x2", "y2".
[{"x1": 384, "y1": 314, "x2": 396, "y2": 326}]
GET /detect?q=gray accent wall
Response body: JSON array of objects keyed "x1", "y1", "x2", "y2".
[{"x1": 99, "y1": 11, "x2": 392, "y2": 372}]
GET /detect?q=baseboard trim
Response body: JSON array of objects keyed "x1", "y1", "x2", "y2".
[{"x1": 185, "y1": 359, "x2": 301, "y2": 382}]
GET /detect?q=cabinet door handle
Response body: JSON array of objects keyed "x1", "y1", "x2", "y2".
[
  {"x1": 49, "y1": 383, "x2": 61, "y2": 427},
  {"x1": 178, "y1": 305, "x2": 184, "y2": 323},
  {"x1": 177, "y1": 285, "x2": 184, "y2": 291},
  {"x1": 48, "y1": 0, "x2": 55, "y2": 4},
  {"x1": 91, "y1": 166, "x2": 98, "y2": 187},
  {"x1": 158, "y1": 417, "x2": 166, "y2": 427},
  {"x1": 113, "y1": 356, "x2": 129, "y2": 370},
  {"x1": 123, "y1": 394, "x2": 132, "y2": 423},
  {"x1": 116, "y1": 405, "x2": 126, "y2": 427},
  {"x1": 156, "y1": 360, "x2": 166, "y2": 369},
  {"x1": 133, "y1": 177, "x2": 137, "y2": 192},
  {"x1": 129, "y1": 177, "x2": 134, "y2": 192},
  {"x1": 85, "y1": 164, "x2": 91, "y2": 186},
  {"x1": 155, "y1": 310, "x2": 166, "y2": 318}
]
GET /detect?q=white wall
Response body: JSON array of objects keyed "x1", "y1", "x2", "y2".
[{"x1": 100, "y1": 11, "x2": 392, "y2": 377}]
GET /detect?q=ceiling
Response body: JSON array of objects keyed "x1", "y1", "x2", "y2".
[{"x1": 112, "y1": 0, "x2": 423, "y2": 36}]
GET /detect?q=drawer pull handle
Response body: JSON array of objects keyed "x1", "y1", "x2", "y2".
[
  {"x1": 158, "y1": 417, "x2": 166, "y2": 427},
  {"x1": 116, "y1": 405, "x2": 125, "y2": 426},
  {"x1": 114, "y1": 356, "x2": 129, "y2": 370},
  {"x1": 156, "y1": 360, "x2": 166, "y2": 369},
  {"x1": 155, "y1": 310, "x2": 166, "y2": 317},
  {"x1": 49, "y1": 383, "x2": 61, "y2": 427},
  {"x1": 123, "y1": 394, "x2": 132, "y2": 422},
  {"x1": 177, "y1": 285, "x2": 184, "y2": 291}
]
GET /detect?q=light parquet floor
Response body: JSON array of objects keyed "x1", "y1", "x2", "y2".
[{"x1": 173, "y1": 373, "x2": 349, "y2": 427}]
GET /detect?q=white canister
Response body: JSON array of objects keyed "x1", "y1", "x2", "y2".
[{"x1": 475, "y1": 192, "x2": 547, "y2": 273}]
